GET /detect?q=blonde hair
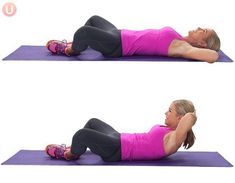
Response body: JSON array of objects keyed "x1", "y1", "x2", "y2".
[
  {"x1": 206, "y1": 30, "x2": 221, "y2": 51},
  {"x1": 173, "y1": 99, "x2": 196, "y2": 149}
]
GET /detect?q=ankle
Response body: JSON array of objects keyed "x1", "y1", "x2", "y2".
[
  {"x1": 64, "y1": 150, "x2": 79, "y2": 160},
  {"x1": 65, "y1": 47, "x2": 73, "y2": 56}
]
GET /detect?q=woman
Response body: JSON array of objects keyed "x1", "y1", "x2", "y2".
[
  {"x1": 45, "y1": 99, "x2": 197, "y2": 161},
  {"x1": 46, "y1": 15, "x2": 220, "y2": 63}
]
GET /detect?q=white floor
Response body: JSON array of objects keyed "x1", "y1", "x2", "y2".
[{"x1": 1, "y1": 0, "x2": 235, "y2": 182}]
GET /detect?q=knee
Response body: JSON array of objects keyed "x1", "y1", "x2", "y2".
[
  {"x1": 88, "y1": 118, "x2": 99, "y2": 123},
  {"x1": 86, "y1": 118, "x2": 99, "y2": 127},
  {"x1": 74, "y1": 26, "x2": 87, "y2": 36},
  {"x1": 73, "y1": 129, "x2": 87, "y2": 140},
  {"x1": 88, "y1": 15, "x2": 101, "y2": 22}
]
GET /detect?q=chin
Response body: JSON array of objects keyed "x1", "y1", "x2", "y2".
[
  {"x1": 188, "y1": 31, "x2": 193, "y2": 36},
  {"x1": 164, "y1": 120, "x2": 168, "y2": 126}
]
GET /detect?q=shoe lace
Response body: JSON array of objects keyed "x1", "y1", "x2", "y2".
[
  {"x1": 54, "y1": 144, "x2": 66, "y2": 158},
  {"x1": 56, "y1": 40, "x2": 67, "y2": 54}
]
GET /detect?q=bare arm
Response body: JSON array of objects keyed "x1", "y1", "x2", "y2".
[
  {"x1": 165, "y1": 113, "x2": 197, "y2": 153},
  {"x1": 169, "y1": 40, "x2": 219, "y2": 63},
  {"x1": 173, "y1": 113, "x2": 197, "y2": 146},
  {"x1": 182, "y1": 45, "x2": 219, "y2": 63}
]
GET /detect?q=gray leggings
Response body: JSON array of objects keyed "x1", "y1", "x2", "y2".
[
  {"x1": 72, "y1": 15, "x2": 122, "y2": 57},
  {"x1": 70, "y1": 118, "x2": 121, "y2": 162}
]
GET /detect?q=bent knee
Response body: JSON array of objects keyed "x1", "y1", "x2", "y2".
[
  {"x1": 73, "y1": 129, "x2": 88, "y2": 140},
  {"x1": 86, "y1": 118, "x2": 100, "y2": 126},
  {"x1": 88, "y1": 118, "x2": 99, "y2": 123},
  {"x1": 88, "y1": 15, "x2": 102, "y2": 21}
]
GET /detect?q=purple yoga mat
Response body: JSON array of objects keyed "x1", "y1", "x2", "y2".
[
  {"x1": 2, "y1": 45, "x2": 233, "y2": 62},
  {"x1": 1, "y1": 150, "x2": 233, "y2": 167}
]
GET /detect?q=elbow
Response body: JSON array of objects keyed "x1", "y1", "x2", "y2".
[{"x1": 206, "y1": 52, "x2": 219, "y2": 63}]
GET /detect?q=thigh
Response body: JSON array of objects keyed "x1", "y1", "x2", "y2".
[
  {"x1": 85, "y1": 15, "x2": 118, "y2": 31},
  {"x1": 83, "y1": 26, "x2": 121, "y2": 55},
  {"x1": 75, "y1": 128, "x2": 120, "y2": 146},
  {"x1": 72, "y1": 25, "x2": 121, "y2": 56},
  {"x1": 72, "y1": 128, "x2": 121, "y2": 160},
  {"x1": 84, "y1": 118, "x2": 119, "y2": 136}
]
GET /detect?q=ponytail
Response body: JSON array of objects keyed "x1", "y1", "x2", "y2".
[{"x1": 183, "y1": 129, "x2": 196, "y2": 149}]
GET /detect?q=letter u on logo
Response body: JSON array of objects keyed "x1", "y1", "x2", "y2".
[{"x1": 2, "y1": 2, "x2": 17, "y2": 17}]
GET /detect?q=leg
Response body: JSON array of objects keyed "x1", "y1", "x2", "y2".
[
  {"x1": 70, "y1": 128, "x2": 121, "y2": 162},
  {"x1": 47, "y1": 15, "x2": 122, "y2": 57},
  {"x1": 83, "y1": 118, "x2": 119, "y2": 136},
  {"x1": 84, "y1": 15, "x2": 118, "y2": 31},
  {"x1": 71, "y1": 26, "x2": 121, "y2": 57},
  {"x1": 46, "y1": 15, "x2": 119, "y2": 56}
]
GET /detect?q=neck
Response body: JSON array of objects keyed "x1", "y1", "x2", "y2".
[{"x1": 183, "y1": 36, "x2": 192, "y2": 44}]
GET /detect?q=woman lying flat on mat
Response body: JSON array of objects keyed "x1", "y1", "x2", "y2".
[
  {"x1": 46, "y1": 15, "x2": 220, "y2": 63},
  {"x1": 45, "y1": 99, "x2": 197, "y2": 161}
]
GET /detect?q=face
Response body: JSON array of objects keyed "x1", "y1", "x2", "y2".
[
  {"x1": 165, "y1": 103, "x2": 182, "y2": 129},
  {"x1": 188, "y1": 27, "x2": 213, "y2": 47}
]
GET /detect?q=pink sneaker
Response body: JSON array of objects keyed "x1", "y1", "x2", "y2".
[
  {"x1": 46, "y1": 40, "x2": 71, "y2": 56},
  {"x1": 45, "y1": 144, "x2": 68, "y2": 159}
]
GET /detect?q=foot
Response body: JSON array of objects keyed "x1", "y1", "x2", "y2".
[
  {"x1": 46, "y1": 40, "x2": 72, "y2": 56},
  {"x1": 45, "y1": 144, "x2": 67, "y2": 159},
  {"x1": 45, "y1": 144, "x2": 79, "y2": 160}
]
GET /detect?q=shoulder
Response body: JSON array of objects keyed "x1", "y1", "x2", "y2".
[
  {"x1": 162, "y1": 26, "x2": 177, "y2": 32},
  {"x1": 169, "y1": 40, "x2": 219, "y2": 63}
]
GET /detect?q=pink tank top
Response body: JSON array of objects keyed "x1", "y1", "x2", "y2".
[
  {"x1": 121, "y1": 125, "x2": 172, "y2": 160},
  {"x1": 121, "y1": 27, "x2": 182, "y2": 56}
]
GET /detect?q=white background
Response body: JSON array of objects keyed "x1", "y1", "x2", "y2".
[{"x1": 0, "y1": 0, "x2": 235, "y2": 182}]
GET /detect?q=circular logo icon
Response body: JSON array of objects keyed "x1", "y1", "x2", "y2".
[{"x1": 2, "y1": 2, "x2": 17, "y2": 17}]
